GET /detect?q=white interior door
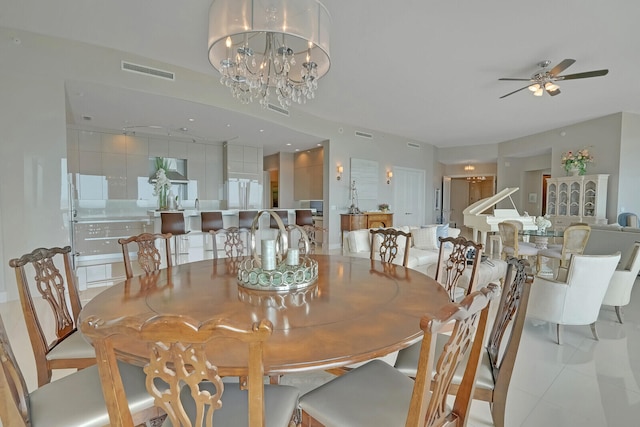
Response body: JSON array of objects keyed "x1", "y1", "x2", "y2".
[
  {"x1": 393, "y1": 167, "x2": 425, "y2": 227},
  {"x1": 442, "y1": 176, "x2": 451, "y2": 225}
]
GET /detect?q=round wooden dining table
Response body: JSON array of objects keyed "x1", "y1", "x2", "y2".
[{"x1": 79, "y1": 255, "x2": 450, "y2": 375}]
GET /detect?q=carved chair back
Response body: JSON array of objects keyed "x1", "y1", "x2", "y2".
[
  {"x1": 435, "y1": 236, "x2": 484, "y2": 301},
  {"x1": 118, "y1": 233, "x2": 173, "y2": 279},
  {"x1": 406, "y1": 284, "x2": 498, "y2": 427},
  {"x1": 211, "y1": 227, "x2": 249, "y2": 261},
  {"x1": 8, "y1": 246, "x2": 95, "y2": 386},
  {"x1": 81, "y1": 315, "x2": 274, "y2": 427},
  {"x1": 369, "y1": 228, "x2": 412, "y2": 267}
]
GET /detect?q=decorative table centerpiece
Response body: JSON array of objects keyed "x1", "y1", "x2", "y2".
[
  {"x1": 535, "y1": 216, "x2": 552, "y2": 233},
  {"x1": 561, "y1": 148, "x2": 594, "y2": 176},
  {"x1": 237, "y1": 210, "x2": 318, "y2": 291}
]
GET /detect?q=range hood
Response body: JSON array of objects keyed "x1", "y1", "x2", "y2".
[{"x1": 149, "y1": 157, "x2": 189, "y2": 183}]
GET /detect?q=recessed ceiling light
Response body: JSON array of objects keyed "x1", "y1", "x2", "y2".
[
  {"x1": 317, "y1": 143, "x2": 322, "y2": 146},
  {"x1": 259, "y1": 129, "x2": 264, "y2": 133},
  {"x1": 188, "y1": 118, "x2": 195, "y2": 122},
  {"x1": 295, "y1": 148, "x2": 300, "y2": 152},
  {"x1": 226, "y1": 123, "x2": 231, "y2": 127},
  {"x1": 286, "y1": 143, "x2": 292, "y2": 146}
]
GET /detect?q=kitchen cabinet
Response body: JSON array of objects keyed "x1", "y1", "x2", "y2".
[{"x1": 546, "y1": 174, "x2": 608, "y2": 229}]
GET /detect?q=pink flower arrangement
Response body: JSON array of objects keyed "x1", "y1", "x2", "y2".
[{"x1": 561, "y1": 148, "x2": 594, "y2": 175}]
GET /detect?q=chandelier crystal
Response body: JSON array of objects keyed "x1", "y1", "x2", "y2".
[{"x1": 208, "y1": 0, "x2": 331, "y2": 110}]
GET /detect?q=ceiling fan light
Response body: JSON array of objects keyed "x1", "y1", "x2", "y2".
[
  {"x1": 533, "y1": 87, "x2": 544, "y2": 96},
  {"x1": 528, "y1": 83, "x2": 541, "y2": 92},
  {"x1": 545, "y1": 82, "x2": 559, "y2": 91}
]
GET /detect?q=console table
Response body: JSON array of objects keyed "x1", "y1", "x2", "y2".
[{"x1": 340, "y1": 212, "x2": 394, "y2": 242}]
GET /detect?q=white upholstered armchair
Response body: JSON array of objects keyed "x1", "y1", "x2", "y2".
[
  {"x1": 527, "y1": 252, "x2": 620, "y2": 344},
  {"x1": 602, "y1": 242, "x2": 640, "y2": 323}
]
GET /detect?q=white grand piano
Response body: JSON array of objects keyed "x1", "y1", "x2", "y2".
[{"x1": 463, "y1": 187, "x2": 536, "y2": 247}]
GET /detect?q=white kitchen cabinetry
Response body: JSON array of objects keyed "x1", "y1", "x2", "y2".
[{"x1": 546, "y1": 174, "x2": 609, "y2": 229}]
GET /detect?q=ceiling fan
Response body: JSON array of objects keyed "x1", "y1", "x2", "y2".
[{"x1": 499, "y1": 59, "x2": 609, "y2": 99}]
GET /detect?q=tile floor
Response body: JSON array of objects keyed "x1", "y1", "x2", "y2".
[{"x1": 3, "y1": 242, "x2": 640, "y2": 426}]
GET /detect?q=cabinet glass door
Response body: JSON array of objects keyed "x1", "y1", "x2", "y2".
[
  {"x1": 570, "y1": 181, "x2": 581, "y2": 216},
  {"x1": 547, "y1": 183, "x2": 557, "y2": 215},
  {"x1": 583, "y1": 180, "x2": 597, "y2": 217},
  {"x1": 558, "y1": 182, "x2": 568, "y2": 216}
]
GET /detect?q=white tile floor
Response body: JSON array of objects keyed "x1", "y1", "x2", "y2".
[{"x1": 3, "y1": 244, "x2": 640, "y2": 426}]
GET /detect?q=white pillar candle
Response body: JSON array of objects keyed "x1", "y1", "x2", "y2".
[
  {"x1": 286, "y1": 248, "x2": 299, "y2": 266},
  {"x1": 261, "y1": 239, "x2": 277, "y2": 271}
]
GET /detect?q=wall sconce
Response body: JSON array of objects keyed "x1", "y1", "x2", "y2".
[
  {"x1": 336, "y1": 165, "x2": 343, "y2": 181},
  {"x1": 386, "y1": 170, "x2": 393, "y2": 184}
]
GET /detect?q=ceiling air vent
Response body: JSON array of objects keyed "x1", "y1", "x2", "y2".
[
  {"x1": 355, "y1": 131, "x2": 373, "y2": 139},
  {"x1": 121, "y1": 61, "x2": 175, "y2": 81},
  {"x1": 407, "y1": 142, "x2": 421, "y2": 149},
  {"x1": 267, "y1": 103, "x2": 290, "y2": 116}
]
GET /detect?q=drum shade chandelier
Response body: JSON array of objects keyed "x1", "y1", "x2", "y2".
[{"x1": 208, "y1": 0, "x2": 331, "y2": 110}]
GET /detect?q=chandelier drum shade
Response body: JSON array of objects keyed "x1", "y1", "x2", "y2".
[{"x1": 208, "y1": 0, "x2": 331, "y2": 110}]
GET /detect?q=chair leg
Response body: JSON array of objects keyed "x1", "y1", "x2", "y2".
[
  {"x1": 615, "y1": 306, "x2": 624, "y2": 324},
  {"x1": 556, "y1": 324, "x2": 562, "y2": 345},
  {"x1": 491, "y1": 398, "x2": 506, "y2": 427},
  {"x1": 590, "y1": 322, "x2": 599, "y2": 341}
]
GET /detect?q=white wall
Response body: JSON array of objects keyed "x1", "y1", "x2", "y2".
[
  {"x1": 619, "y1": 113, "x2": 640, "y2": 217},
  {"x1": 497, "y1": 113, "x2": 623, "y2": 221}
]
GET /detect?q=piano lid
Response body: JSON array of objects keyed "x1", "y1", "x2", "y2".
[{"x1": 463, "y1": 187, "x2": 520, "y2": 215}]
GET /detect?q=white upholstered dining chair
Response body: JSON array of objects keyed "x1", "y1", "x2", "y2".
[
  {"x1": 528, "y1": 252, "x2": 620, "y2": 344},
  {"x1": 536, "y1": 224, "x2": 591, "y2": 274},
  {"x1": 498, "y1": 221, "x2": 539, "y2": 261},
  {"x1": 601, "y1": 241, "x2": 640, "y2": 323}
]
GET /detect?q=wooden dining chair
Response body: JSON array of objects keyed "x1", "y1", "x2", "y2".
[
  {"x1": 395, "y1": 257, "x2": 534, "y2": 427},
  {"x1": 369, "y1": 228, "x2": 412, "y2": 267},
  {"x1": 211, "y1": 226, "x2": 250, "y2": 260},
  {"x1": 81, "y1": 315, "x2": 300, "y2": 427},
  {"x1": 299, "y1": 284, "x2": 499, "y2": 427},
  {"x1": 435, "y1": 235, "x2": 484, "y2": 301},
  {"x1": 0, "y1": 312, "x2": 163, "y2": 427},
  {"x1": 8, "y1": 246, "x2": 95, "y2": 387},
  {"x1": 118, "y1": 232, "x2": 173, "y2": 279}
]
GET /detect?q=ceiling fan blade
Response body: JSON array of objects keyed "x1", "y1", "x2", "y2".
[
  {"x1": 499, "y1": 85, "x2": 532, "y2": 99},
  {"x1": 556, "y1": 69, "x2": 609, "y2": 80},
  {"x1": 548, "y1": 59, "x2": 576, "y2": 77},
  {"x1": 498, "y1": 78, "x2": 533, "y2": 81}
]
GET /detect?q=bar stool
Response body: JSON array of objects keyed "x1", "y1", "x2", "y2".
[
  {"x1": 238, "y1": 210, "x2": 258, "y2": 230},
  {"x1": 201, "y1": 211, "x2": 224, "y2": 252},
  {"x1": 160, "y1": 212, "x2": 190, "y2": 263},
  {"x1": 270, "y1": 210, "x2": 289, "y2": 229},
  {"x1": 295, "y1": 209, "x2": 314, "y2": 226}
]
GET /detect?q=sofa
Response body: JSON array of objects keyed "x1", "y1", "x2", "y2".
[
  {"x1": 585, "y1": 224, "x2": 640, "y2": 266},
  {"x1": 342, "y1": 224, "x2": 460, "y2": 275}
]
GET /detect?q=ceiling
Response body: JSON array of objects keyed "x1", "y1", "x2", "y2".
[{"x1": 3, "y1": 0, "x2": 640, "y2": 158}]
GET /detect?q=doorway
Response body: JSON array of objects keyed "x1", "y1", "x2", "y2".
[
  {"x1": 392, "y1": 167, "x2": 426, "y2": 227},
  {"x1": 446, "y1": 176, "x2": 495, "y2": 230},
  {"x1": 541, "y1": 174, "x2": 550, "y2": 215}
]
